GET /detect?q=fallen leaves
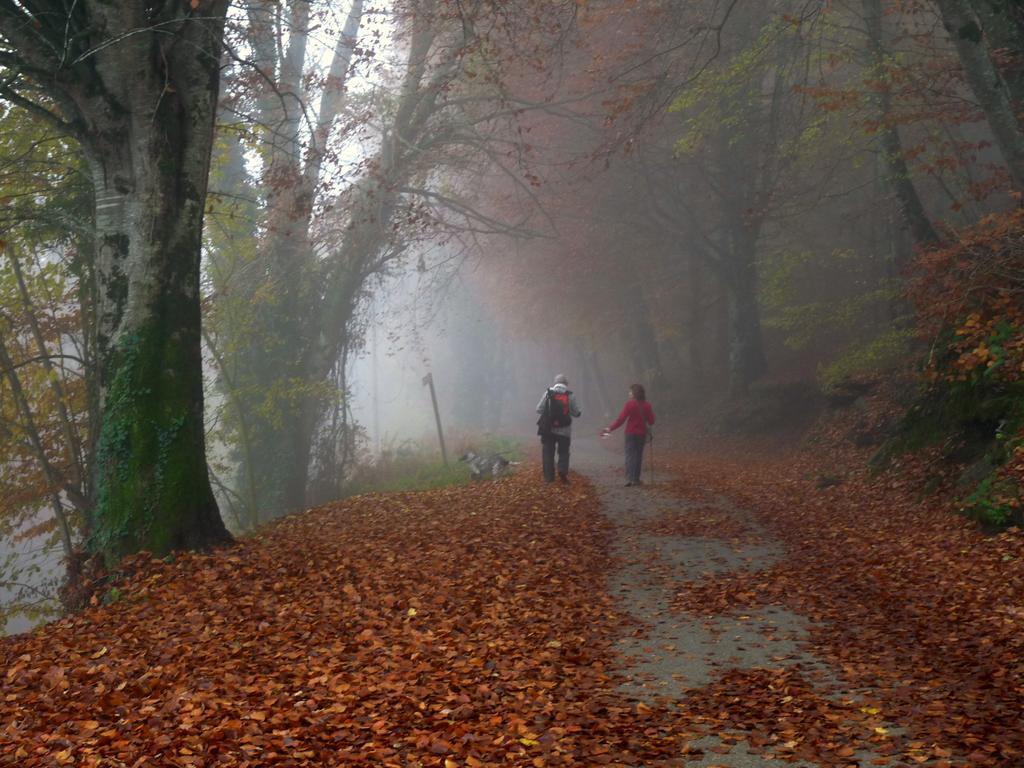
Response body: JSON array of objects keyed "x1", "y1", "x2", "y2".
[
  {"x1": 640, "y1": 504, "x2": 755, "y2": 545},
  {"x1": 5, "y1": 443, "x2": 1020, "y2": 766},
  {"x1": 0, "y1": 471, "x2": 689, "y2": 766},
  {"x1": 662, "y1": 449, "x2": 1024, "y2": 767}
]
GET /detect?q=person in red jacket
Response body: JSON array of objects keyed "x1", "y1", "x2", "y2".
[{"x1": 602, "y1": 384, "x2": 655, "y2": 486}]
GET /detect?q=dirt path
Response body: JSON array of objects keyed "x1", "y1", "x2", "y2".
[
  {"x1": 4, "y1": 436, "x2": 1009, "y2": 766},
  {"x1": 570, "y1": 437, "x2": 906, "y2": 768}
]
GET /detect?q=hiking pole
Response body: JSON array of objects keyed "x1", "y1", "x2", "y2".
[{"x1": 648, "y1": 431, "x2": 654, "y2": 486}]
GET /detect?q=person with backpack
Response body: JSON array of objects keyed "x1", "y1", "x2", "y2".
[
  {"x1": 601, "y1": 384, "x2": 655, "y2": 486},
  {"x1": 536, "y1": 374, "x2": 582, "y2": 483}
]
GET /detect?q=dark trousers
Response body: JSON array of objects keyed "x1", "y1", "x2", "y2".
[
  {"x1": 625, "y1": 434, "x2": 646, "y2": 483},
  {"x1": 541, "y1": 434, "x2": 571, "y2": 481}
]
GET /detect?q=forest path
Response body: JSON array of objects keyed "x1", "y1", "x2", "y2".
[
  {"x1": 570, "y1": 437, "x2": 910, "y2": 768},
  {"x1": 1, "y1": 437, "x2": 1006, "y2": 766}
]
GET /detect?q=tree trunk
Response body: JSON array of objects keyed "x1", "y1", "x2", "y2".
[
  {"x1": 934, "y1": 0, "x2": 1024, "y2": 190},
  {"x1": 862, "y1": 0, "x2": 940, "y2": 248},
  {"x1": 726, "y1": 231, "x2": 767, "y2": 396},
  {"x1": 587, "y1": 347, "x2": 615, "y2": 421},
  {"x1": 622, "y1": 279, "x2": 665, "y2": 392},
  {"x1": 487, "y1": 336, "x2": 507, "y2": 433},
  {"x1": 281, "y1": 408, "x2": 317, "y2": 512},
  {"x1": 974, "y1": 0, "x2": 1024, "y2": 108},
  {"x1": 203, "y1": 327, "x2": 260, "y2": 530},
  {"x1": 687, "y1": 253, "x2": 706, "y2": 397},
  {"x1": 82, "y1": 10, "x2": 231, "y2": 563}
]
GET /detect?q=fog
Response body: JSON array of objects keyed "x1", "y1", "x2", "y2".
[
  {"x1": 348, "y1": 261, "x2": 620, "y2": 458},
  {"x1": 3, "y1": 0, "x2": 1023, "y2": 631}
]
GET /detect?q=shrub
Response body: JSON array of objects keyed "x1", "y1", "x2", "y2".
[{"x1": 889, "y1": 208, "x2": 1024, "y2": 527}]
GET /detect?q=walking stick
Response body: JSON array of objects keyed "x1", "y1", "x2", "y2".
[{"x1": 648, "y1": 430, "x2": 654, "y2": 485}]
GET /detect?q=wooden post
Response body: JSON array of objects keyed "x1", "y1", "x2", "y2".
[
  {"x1": 371, "y1": 306, "x2": 381, "y2": 456},
  {"x1": 422, "y1": 372, "x2": 448, "y2": 465}
]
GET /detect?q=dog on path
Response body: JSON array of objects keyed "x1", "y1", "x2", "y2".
[{"x1": 459, "y1": 451, "x2": 513, "y2": 481}]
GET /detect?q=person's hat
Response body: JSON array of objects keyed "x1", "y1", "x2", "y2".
[{"x1": 554, "y1": 374, "x2": 568, "y2": 385}]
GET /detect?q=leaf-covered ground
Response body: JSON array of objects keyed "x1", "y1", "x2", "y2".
[
  {"x1": 3, "y1": 448, "x2": 1022, "y2": 767},
  {"x1": 659, "y1": 451, "x2": 1024, "y2": 768},
  {"x1": 1, "y1": 472, "x2": 692, "y2": 767}
]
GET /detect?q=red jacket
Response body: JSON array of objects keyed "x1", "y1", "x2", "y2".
[{"x1": 608, "y1": 399, "x2": 655, "y2": 436}]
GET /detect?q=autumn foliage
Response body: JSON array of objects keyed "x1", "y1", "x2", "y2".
[
  {"x1": 1, "y1": 471, "x2": 697, "y2": 767},
  {"x1": 906, "y1": 207, "x2": 1024, "y2": 523},
  {"x1": 662, "y1": 452, "x2": 1024, "y2": 767},
  {"x1": 911, "y1": 208, "x2": 1024, "y2": 385},
  {"x1": 4, "y1": 442, "x2": 1024, "y2": 766}
]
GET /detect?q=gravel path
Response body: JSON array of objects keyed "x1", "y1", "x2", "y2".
[{"x1": 569, "y1": 437, "x2": 901, "y2": 768}]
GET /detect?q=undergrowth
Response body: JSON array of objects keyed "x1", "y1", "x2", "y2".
[
  {"x1": 881, "y1": 208, "x2": 1024, "y2": 528},
  {"x1": 343, "y1": 433, "x2": 522, "y2": 496}
]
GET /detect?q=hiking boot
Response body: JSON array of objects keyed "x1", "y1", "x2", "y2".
[
  {"x1": 558, "y1": 473, "x2": 569, "y2": 483},
  {"x1": 624, "y1": 481, "x2": 633, "y2": 487}
]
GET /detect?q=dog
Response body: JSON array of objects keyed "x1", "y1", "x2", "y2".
[{"x1": 459, "y1": 450, "x2": 512, "y2": 481}]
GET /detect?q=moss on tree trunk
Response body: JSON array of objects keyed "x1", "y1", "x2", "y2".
[
  {"x1": 92, "y1": 302, "x2": 229, "y2": 564},
  {"x1": 78, "y1": 2, "x2": 233, "y2": 564}
]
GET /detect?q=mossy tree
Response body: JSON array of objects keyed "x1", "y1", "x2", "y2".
[{"x1": 0, "y1": 0, "x2": 232, "y2": 563}]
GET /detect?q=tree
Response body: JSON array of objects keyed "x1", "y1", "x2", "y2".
[
  {"x1": 662, "y1": 10, "x2": 816, "y2": 394},
  {"x1": 0, "y1": 103, "x2": 96, "y2": 617},
  {"x1": 932, "y1": 0, "x2": 1024, "y2": 190},
  {"x1": 206, "y1": 0, "x2": 366, "y2": 521},
  {"x1": 971, "y1": 0, "x2": 1024, "y2": 108},
  {"x1": 208, "y1": 0, "x2": 579, "y2": 518},
  {"x1": 0, "y1": 0, "x2": 232, "y2": 562},
  {"x1": 861, "y1": 0, "x2": 940, "y2": 248}
]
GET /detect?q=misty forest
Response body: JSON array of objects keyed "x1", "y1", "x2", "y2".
[{"x1": 2, "y1": 0, "x2": 1024, "y2": 765}]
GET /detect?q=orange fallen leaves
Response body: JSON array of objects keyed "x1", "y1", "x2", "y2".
[
  {"x1": 639, "y1": 504, "x2": 755, "y2": 545},
  {"x1": 5, "y1": 445, "x2": 1019, "y2": 766},
  {"x1": 663, "y1": 449, "x2": 1024, "y2": 768},
  {"x1": 0, "y1": 471, "x2": 690, "y2": 766}
]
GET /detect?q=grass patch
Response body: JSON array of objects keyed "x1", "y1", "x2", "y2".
[
  {"x1": 344, "y1": 433, "x2": 523, "y2": 496},
  {"x1": 346, "y1": 459, "x2": 469, "y2": 495}
]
